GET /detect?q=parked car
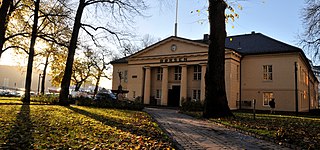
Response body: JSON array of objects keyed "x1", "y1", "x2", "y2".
[
  {"x1": 94, "y1": 92, "x2": 117, "y2": 101},
  {"x1": 0, "y1": 89, "x2": 22, "y2": 97}
]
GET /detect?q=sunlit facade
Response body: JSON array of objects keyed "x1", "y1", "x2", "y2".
[
  {"x1": 0, "y1": 65, "x2": 53, "y2": 93},
  {"x1": 111, "y1": 32, "x2": 319, "y2": 112}
]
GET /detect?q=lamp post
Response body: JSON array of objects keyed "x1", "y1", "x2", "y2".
[{"x1": 37, "y1": 73, "x2": 42, "y2": 95}]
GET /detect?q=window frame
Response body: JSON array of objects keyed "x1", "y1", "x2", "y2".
[
  {"x1": 192, "y1": 89, "x2": 201, "y2": 101},
  {"x1": 263, "y1": 65, "x2": 273, "y2": 81},
  {"x1": 263, "y1": 92, "x2": 274, "y2": 106},
  {"x1": 193, "y1": 65, "x2": 201, "y2": 80},
  {"x1": 174, "y1": 66, "x2": 182, "y2": 80},
  {"x1": 156, "y1": 89, "x2": 162, "y2": 99},
  {"x1": 124, "y1": 70, "x2": 128, "y2": 83},
  {"x1": 156, "y1": 67, "x2": 163, "y2": 81}
]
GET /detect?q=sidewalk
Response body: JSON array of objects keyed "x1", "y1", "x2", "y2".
[{"x1": 144, "y1": 107, "x2": 292, "y2": 150}]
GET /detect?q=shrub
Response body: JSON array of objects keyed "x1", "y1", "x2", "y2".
[
  {"x1": 92, "y1": 96, "x2": 144, "y2": 111},
  {"x1": 30, "y1": 95, "x2": 59, "y2": 104},
  {"x1": 181, "y1": 97, "x2": 203, "y2": 112},
  {"x1": 75, "y1": 96, "x2": 93, "y2": 106}
]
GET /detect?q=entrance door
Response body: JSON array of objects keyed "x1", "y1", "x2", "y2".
[{"x1": 168, "y1": 85, "x2": 180, "y2": 107}]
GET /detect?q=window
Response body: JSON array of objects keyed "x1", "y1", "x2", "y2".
[
  {"x1": 263, "y1": 92, "x2": 274, "y2": 106},
  {"x1": 263, "y1": 65, "x2": 272, "y2": 81},
  {"x1": 156, "y1": 89, "x2": 162, "y2": 99},
  {"x1": 3, "y1": 78, "x2": 9, "y2": 87},
  {"x1": 174, "y1": 66, "x2": 181, "y2": 80},
  {"x1": 236, "y1": 65, "x2": 239, "y2": 81},
  {"x1": 133, "y1": 91, "x2": 136, "y2": 98},
  {"x1": 300, "y1": 68, "x2": 308, "y2": 85},
  {"x1": 192, "y1": 90, "x2": 201, "y2": 101},
  {"x1": 193, "y1": 65, "x2": 201, "y2": 80},
  {"x1": 303, "y1": 70, "x2": 308, "y2": 85},
  {"x1": 124, "y1": 70, "x2": 128, "y2": 83},
  {"x1": 157, "y1": 67, "x2": 163, "y2": 80}
]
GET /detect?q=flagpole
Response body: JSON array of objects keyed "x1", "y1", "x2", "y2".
[{"x1": 174, "y1": 0, "x2": 178, "y2": 36}]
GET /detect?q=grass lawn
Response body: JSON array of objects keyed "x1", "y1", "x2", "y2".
[
  {"x1": 0, "y1": 104, "x2": 173, "y2": 149},
  {"x1": 184, "y1": 111, "x2": 320, "y2": 149},
  {"x1": 0, "y1": 97, "x2": 51, "y2": 105}
]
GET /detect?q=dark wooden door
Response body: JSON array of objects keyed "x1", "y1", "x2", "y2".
[{"x1": 168, "y1": 85, "x2": 180, "y2": 107}]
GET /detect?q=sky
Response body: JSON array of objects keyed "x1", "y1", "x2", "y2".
[
  {"x1": 133, "y1": 0, "x2": 309, "y2": 58},
  {"x1": 0, "y1": 0, "x2": 312, "y2": 89}
]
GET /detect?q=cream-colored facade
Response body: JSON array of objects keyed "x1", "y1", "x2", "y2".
[
  {"x1": 112, "y1": 33, "x2": 319, "y2": 112},
  {"x1": 0, "y1": 65, "x2": 53, "y2": 92}
]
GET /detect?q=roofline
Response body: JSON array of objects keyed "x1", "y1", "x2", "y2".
[
  {"x1": 111, "y1": 34, "x2": 318, "y2": 82},
  {"x1": 128, "y1": 36, "x2": 208, "y2": 59},
  {"x1": 227, "y1": 32, "x2": 301, "y2": 51},
  {"x1": 109, "y1": 56, "x2": 129, "y2": 64}
]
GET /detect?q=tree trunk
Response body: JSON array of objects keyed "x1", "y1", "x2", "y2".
[
  {"x1": 41, "y1": 53, "x2": 49, "y2": 94},
  {"x1": 23, "y1": 0, "x2": 40, "y2": 103},
  {"x1": 203, "y1": 0, "x2": 233, "y2": 118},
  {"x1": 93, "y1": 73, "x2": 101, "y2": 96},
  {"x1": 0, "y1": 0, "x2": 13, "y2": 58},
  {"x1": 59, "y1": 0, "x2": 85, "y2": 106},
  {"x1": 75, "y1": 82, "x2": 82, "y2": 91}
]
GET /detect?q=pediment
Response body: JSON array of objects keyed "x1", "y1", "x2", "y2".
[{"x1": 129, "y1": 36, "x2": 208, "y2": 59}]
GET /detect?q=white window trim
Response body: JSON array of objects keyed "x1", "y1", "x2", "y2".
[
  {"x1": 193, "y1": 65, "x2": 201, "y2": 80},
  {"x1": 263, "y1": 92, "x2": 274, "y2": 106},
  {"x1": 174, "y1": 66, "x2": 181, "y2": 80},
  {"x1": 192, "y1": 89, "x2": 201, "y2": 101},
  {"x1": 157, "y1": 67, "x2": 163, "y2": 81},
  {"x1": 156, "y1": 89, "x2": 162, "y2": 99},
  {"x1": 263, "y1": 65, "x2": 273, "y2": 81}
]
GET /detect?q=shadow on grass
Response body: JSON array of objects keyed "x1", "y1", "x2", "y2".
[
  {"x1": 1, "y1": 104, "x2": 34, "y2": 149},
  {"x1": 65, "y1": 106, "x2": 157, "y2": 138}
]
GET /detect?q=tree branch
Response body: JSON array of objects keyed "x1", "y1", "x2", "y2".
[
  {"x1": 81, "y1": 23, "x2": 121, "y2": 44},
  {"x1": 3, "y1": 45, "x2": 27, "y2": 53}
]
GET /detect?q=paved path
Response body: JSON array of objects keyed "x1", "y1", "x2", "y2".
[{"x1": 144, "y1": 107, "x2": 292, "y2": 150}]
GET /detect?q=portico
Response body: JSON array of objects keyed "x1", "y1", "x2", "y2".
[
  {"x1": 111, "y1": 35, "x2": 241, "y2": 109},
  {"x1": 142, "y1": 63, "x2": 206, "y2": 107}
]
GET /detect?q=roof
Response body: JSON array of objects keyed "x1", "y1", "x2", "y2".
[
  {"x1": 111, "y1": 32, "x2": 303, "y2": 64},
  {"x1": 224, "y1": 32, "x2": 302, "y2": 55},
  {"x1": 110, "y1": 36, "x2": 208, "y2": 64},
  {"x1": 110, "y1": 56, "x2": 129, "y2": 64},
  {"x1": 110, "y1": 33, "x2": 318, "y2": 82}
]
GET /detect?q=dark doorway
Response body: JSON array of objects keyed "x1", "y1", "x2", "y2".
[{"x1": 168, "y1": 85, "x2": 180, "y2": 107}]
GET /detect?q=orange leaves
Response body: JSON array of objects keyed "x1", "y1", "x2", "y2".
[
  {"x1": 0, "y1": 105, "x2": 174, "y2": 149},
  {"x1": 213, "y1": 112, "x2": 320, "y2": 149}
]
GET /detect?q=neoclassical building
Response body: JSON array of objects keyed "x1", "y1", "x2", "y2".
[{"x1": 111, "y1": 32, "x2": 319, "y2": 112}]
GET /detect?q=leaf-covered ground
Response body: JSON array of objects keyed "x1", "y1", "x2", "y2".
[
  {"x1": 214, "y1": 113, "x2": 320, "y2": 149},
  {"x1": 181, "y1": 111, "x2": 320, "y2": 149},
  {"x1": 0, "y1": 105, "x2": 173, "y2": 149}
]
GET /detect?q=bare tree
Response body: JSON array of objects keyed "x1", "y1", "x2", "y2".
[
  {"x1": 301, "y1": 0, "x2": 320, "y2": 59},
  {"x1": 88, "y1": 49, "x2": 111, "y2": 96},
  {"x1": 140, "y1": 34, "x2": 160, "y2": 48},
  {"x1": 120, "y1": 34, "x2": 159, "y2": 57},
  {"x1": 71, "y1": 53, "x2": 94, "y2": 91},
  {"x1": 59, "y1": 0, "x2": 147, "y2": 105}
]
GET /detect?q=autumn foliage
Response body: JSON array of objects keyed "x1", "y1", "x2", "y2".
[
  {"x1": 0, "y1": 105, "x2": 173, "y2": 149},
  {"x1": 214, "y1": 112, "x2": 320, "y2": 149}
]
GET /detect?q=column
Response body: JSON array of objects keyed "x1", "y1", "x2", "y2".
[
  {"x1": 161, "y1": 66, "x2": 168, "y2": 105},
  {"x1": 180, "y1": 64, "x2": 187, "y2": 105},
  {"x1": 200, "y1": 64, "x2": 207, "y2": 101},
  {"x1": 143, "y1": 66, "x2": 151, "y2": 104}
]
